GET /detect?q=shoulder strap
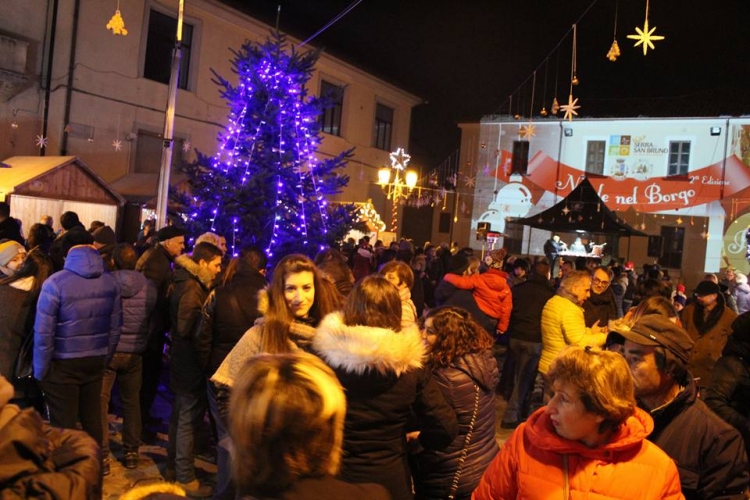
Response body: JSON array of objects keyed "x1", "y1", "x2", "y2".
[{"x1": 447, "y1": 383, "x2": 480, "y2": 500}]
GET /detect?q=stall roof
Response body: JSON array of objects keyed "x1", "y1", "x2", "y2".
[
  {"x1": 511, "y1": 177, "x2": 647, "y2": 237},
  {"x1": 0, "y1": 156, "x2": 125, "y2": 205}
]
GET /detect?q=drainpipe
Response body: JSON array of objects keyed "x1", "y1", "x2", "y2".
[
  {"x1": 719, "y1": 117, "x2": 731, "y2": 201},
  {"x1": 40, "y1": 0, "x2": 60, "y2": 156},
  {"x1": 60, "y1": 0, "x2": 81, "y2": 155}
]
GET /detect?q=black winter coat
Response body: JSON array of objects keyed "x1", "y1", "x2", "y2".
[
  {"x1": 703, "y1": 312, "x2": 750, "y2": 457},
  {"x1": 314, "y1": 313, "x2": 458, "y2": 500},
  {"x1": 136, "y1": 244, "x2": 175, "y2": 335},
  {"x1": 507, "y1": 273, "x2": 555, "y2": 343},
  {"x1": 196, "y1": 268, "x2": 266, "y2": 374},
  {"x1": 645, "y1": 374, "x2": 749, "y2": 500},
  {"x1": 411, "y1": 351, "x2": 499, "y2": 500},
  {"x1": 434, "y1": 279, "x2": 496, "y2": 335},
  {"x1": 169, "y1": 255, "x2": 213, "y2": 394},
  {"x1": 582, "y1": 287, "x2": 619, "y2": 328}
]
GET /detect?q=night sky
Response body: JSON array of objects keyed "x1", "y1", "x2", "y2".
[{"x1": 221, "y1": 1, "x2": 750, "y2": 171}]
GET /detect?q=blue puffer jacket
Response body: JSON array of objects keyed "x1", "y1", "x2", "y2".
[
  {"x1": 34, "y1": 245, "x2": 122, "y2": 379},
  {"x1": 112, "y1": 269, "x2": 157, "y2": 354}
]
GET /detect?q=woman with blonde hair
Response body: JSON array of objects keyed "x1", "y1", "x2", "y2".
[
  {"x1": 411, "y1": 306, "x2": 499, "y2": 500},
  {"x1": 229, "y1": 352, "x2": 389, "y2": 499},
  {"x1": 474, "y1": 346, "x2": 683, "y2": 499},
  {"x1": 314, "y1": 276, "x2": 457, "y2": 500}
]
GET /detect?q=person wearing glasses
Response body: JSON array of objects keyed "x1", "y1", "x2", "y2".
[{"x1": 583, "y1": 266, "x2": 620, "y2": 331}]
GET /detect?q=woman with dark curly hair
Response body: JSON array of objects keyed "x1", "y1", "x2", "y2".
[{"x1": 410, "y1": 306, "x2": 499, "y2": 500}]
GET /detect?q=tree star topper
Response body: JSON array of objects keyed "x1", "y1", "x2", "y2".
[
  {"x1": 560, "y1": 94, "x2": 580, "y2": 121},
  {"x1": 389, "y1": 147, "x2": 411, "y2": 171},
  {"x1": 627, "y1": 18, "x2": 664, "y2": 55}
]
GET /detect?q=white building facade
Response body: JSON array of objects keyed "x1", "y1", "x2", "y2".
[
  {"x1": 457, "y1": 116, "x2": 750, "y2": 288},
  {"x1": 1, "y1": 0, "x2": 420, "y2": 232}
]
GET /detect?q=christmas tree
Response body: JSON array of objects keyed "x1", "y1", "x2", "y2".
[{"x1": 177, "y1": 31, "x2": 355, "y2": 261}]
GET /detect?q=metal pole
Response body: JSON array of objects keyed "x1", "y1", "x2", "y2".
[{"x1": 155, "y1": 0, "x2": 184, "y2": 229}]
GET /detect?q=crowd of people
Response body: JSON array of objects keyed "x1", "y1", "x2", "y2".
[{"x1": 1, "y1": 205, "x2": 750, "y2": 499}]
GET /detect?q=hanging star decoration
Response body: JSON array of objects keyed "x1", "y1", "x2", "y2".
[
  {"x1": 182, "y1": 141, "x2": 192, "y2": 153},
  {"x1": 562, "y1": 205, "x2": 570, "y2": 216},
  {"x1": 639, "y1": 222, "x2": 646, "y2": 230},
  {"x1": 35, "y1": 135, "x2": 48, "y2": 148},
  {"x1": 106, "y1": 9, "x2": 128, "y2": 35},
  {"x1": 463, "y1": 175, "x2": 476, "y2": 188},
  {"x1": 627, "y1": 18, "x2": 664, "y2": 55},
  {"x1": 112, "y1": 139, "x2": 123, "y2": 151},
  {"x1": 519, "y1": 123, "x2": 536, "y2": 139},
  {"x1": 483, "y1": 165, "x2": 491, "y2": 176},
  {"x1": 560, "y1": 94, "x2": 580, "y2": 121},
  {"x1": 389, "y1": 147, "x2": 411, "y2": 170}
]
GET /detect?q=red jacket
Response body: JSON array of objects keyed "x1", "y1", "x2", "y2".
[
  {"x1": 443, "y1": 269, "x2": 512, "y2": 332},
  {"x1": 473, "y1": 407, "x2": 684, "y2": 500}
]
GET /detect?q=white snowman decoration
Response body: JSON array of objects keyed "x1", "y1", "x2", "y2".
[{"x1": 476, "y1": 173, "x2": 533, "y2": 234}]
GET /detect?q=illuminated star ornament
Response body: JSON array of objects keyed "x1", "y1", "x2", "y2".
[
  {"x1": 389, "y1": 147, "x2": 411, "y2": 171},
  {"x1": 560, "y1": 94, "x2": 580, "y2": 121},
  {"x1": 519, "y1": 123, "x2": 536, "y2": 139},
  {"x1": 112, "y1": 139, "x2": 123, "y2": 151},
  {"x1": 463, "y1": 175, "x2": 476, "y2": 188},
  {"x1": 627, "y1": 0, "x2": 664, "y2": 56},
  {"x1": 35, "y1": 135, "x2": 48, "y2": 148},
  {"x1": 182, "y1": 140, "x2": 192, "y2": 153}
]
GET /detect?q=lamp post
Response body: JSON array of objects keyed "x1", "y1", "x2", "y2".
[
  {"x1": 155, "y1": 0, "x2": 185, "y2": 229},
  {"x1": 378, "y1": 148, "x2": 417, "y2": 234}
]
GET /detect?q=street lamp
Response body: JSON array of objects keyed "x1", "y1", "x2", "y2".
[{"x1": 378, "y1": 147, "x2": 418, "y2": 233}]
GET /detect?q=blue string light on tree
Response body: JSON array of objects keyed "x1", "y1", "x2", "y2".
[{"x1": 176, "y1": 31, "x2": 355, "y2": 264}]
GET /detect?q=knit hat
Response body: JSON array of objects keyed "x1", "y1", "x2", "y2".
[
  {"x1": 446, "y1": 254, "x2": 469, "y2": 275},
  {"x1": 624, "y1": 261, "x2": 635, "y2": 270},
  {"x1": 617, "y1": 314, "x2": 694, "y2": 365},
  {"x1": 92, "y1": 225, "x2": 117, "y2": 246},
  {"x1": 694, "y1": 281, "x2": 721, "y2": 297},
  {"x1": 735, "y1": 273, "x2": 748, "y2": 285},
  {"x1": 676, "y1": 283, "x2": 686, "y2": 293},
  {"x1": 673, "y1": 295, "x2": 686, "y2": 306},
  {"x1": 156, "y1": 226, "x2": 186, "y2": 242},
  {"x1": 0, "y1": 239, "x2": 26, "y2": 266}
]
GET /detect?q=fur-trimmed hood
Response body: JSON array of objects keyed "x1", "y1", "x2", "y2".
[
  {"x1": 314, "y1": 312, "x2": 425, "y2": 376},
  {"x1": 174, "y1": 253, "x2": 215, "y2": 289}
]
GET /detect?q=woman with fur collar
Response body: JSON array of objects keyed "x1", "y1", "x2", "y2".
[{"x1": 314, "y1": 276, "x2": 458, "y2": 500}]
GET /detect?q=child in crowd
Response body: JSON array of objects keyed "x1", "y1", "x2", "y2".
[
  {"x1": 441, "y1": 249, "x2": 512, "y2": 334},
  {"x1": 379, "y1": 260, "x2": 418, "y2": 328}
]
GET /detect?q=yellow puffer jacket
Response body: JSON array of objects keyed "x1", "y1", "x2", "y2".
[{"x1": 538, "y1": 294, "x2": 607, "y2": 374}]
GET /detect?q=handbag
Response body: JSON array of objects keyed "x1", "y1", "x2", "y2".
[
  {"x1": 14, "y1": 330, "x2": 34, "y2": 380},
  {"x1": 447, "y1": 383, "x2": 480, "y2": 500}
]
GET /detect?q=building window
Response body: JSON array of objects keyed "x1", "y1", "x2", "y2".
[
  {"x1": 659, "y1": 226, "x2": 684, "y2": 269},
  {"x1": 373, "y1": 103, "x2": 393, "y2": 151},
  {"x1": 512, "y1": 141, "x2": 530, "y2": 174},
  {"x1": 585, "y1": 140, "x2": 605, "y2": 174},
  {"x1": 143, "y1": 9, "x2": 193, "y2": 90},
  {"x1": 320, "y1": 80, "x2": 344, "y2": 136},
  {"x1": 134, "y1": 130, "x2": 184, "y2": 175},
  {"x1": 668, "y1": 141, "x2": 691, "y2": 176}
]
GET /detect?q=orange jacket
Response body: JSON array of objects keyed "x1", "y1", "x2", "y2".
[
  {"x1": 443, "y1": 269, "x2": 512, "y2": 332},
  {"x1": 473, "y1": 407, "x2": 684, "y2": 500}
]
